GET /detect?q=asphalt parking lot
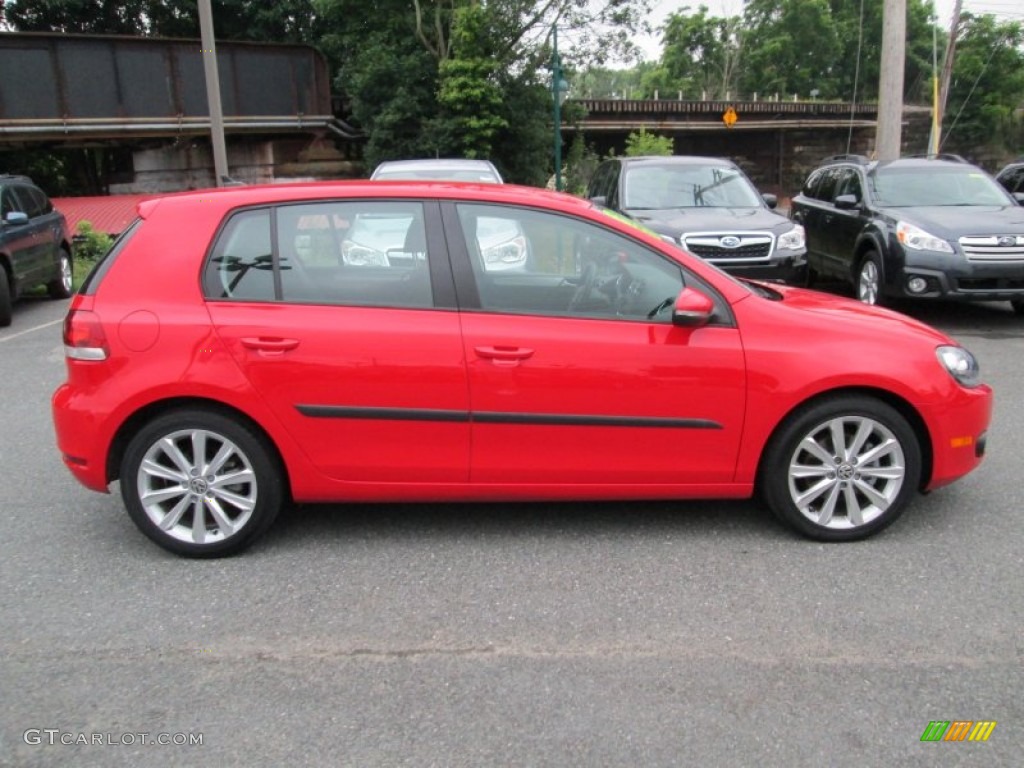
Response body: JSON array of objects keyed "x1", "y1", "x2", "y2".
[{"x1": 1, "y1": 294, "x2": 1021, "y2": 767}]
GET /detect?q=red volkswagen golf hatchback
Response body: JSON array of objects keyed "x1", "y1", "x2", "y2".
[{"x1": 53, "y1": 182, "x2": 992, "y2": 557}]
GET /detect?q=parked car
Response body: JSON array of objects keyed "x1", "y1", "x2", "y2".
[
  {"x1": 371, "y1": 158, "x2": 503, "y2": 183},
  {"x1": 791, "y1": 154, "x2": 1024, "y2": 313},
  {"x1": 994, "y1": 160, "x2": 1024, "y2": 202},
  {"x1": 370, "y1": 158, "x2": 525, "y2": 269},
  {"x1": 53, "y1": 181, "x2": 991, "y2": 557},
  {"x1": 586, "y1": 156, "x2": 807, "y2": 283},
  {"x1": 0, "y1": 174, "x2": 72, "y2": 326}
]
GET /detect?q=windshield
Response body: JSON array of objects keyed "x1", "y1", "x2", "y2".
[
  {"x1": 623, "y1": 164, "x2": 763, "y2": 209},
  {"x1": 869, "y1": 167, "x2": 1012, "y2": 206}
]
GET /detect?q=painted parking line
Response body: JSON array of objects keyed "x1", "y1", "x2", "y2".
[{"x1": 0, "y1": 318, "x2": 63, "y2": 344}]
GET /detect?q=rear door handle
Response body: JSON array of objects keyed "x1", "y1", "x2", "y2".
[
  {"x1": 240, "y1": 337, "x2": 300, "y2": 353},
  {"x1": 474, "y1": 345, "x2": 534, "y2": 366}
]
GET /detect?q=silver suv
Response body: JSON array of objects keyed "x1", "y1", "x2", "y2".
[{"x1": 0, "y1": 175, "x2": 72, "y2": 326}]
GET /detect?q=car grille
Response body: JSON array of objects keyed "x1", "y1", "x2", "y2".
[
  {"x1": 959, "y1": 235, "x2": 1024, "y2": 263},
  {"x1": 681, "y1": 233, "x2": 774, "y2": 264}
]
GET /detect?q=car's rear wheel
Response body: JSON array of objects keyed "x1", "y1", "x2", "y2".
[
  {"x1": 47, "y1": 248, "x2": 73, "y2": 299},
  {"x1": 856, "y1": 252, "x2": 884, "y2": 306},
  {"x1": 120, "y1": 409, "x2": 284, "y2": 557},
  {"x1": 760, "y1": 395, "x2": 921, "y2": 541},
  {"x1": 0, "y1": 268, "x2": 11, "y2": 327}
]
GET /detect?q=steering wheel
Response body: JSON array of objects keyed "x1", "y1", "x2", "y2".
[
  {"x1": 568, "y1": 261, "x2": 598, "y2": 311},
  {"x1": 613, "y1": 268, "x2": 646, "y2": 317}
]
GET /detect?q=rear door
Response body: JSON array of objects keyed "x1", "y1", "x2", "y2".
[
  {"x1": 444, "y1": 201, "x2": 746, "y2": 486},
  {"x1": 204, "y1": 199, "x2": 471, "y2": 483}
]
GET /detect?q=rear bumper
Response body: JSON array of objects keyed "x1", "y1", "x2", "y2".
[{"x1": 52, "y1": 383, "x2": 112, "y2": 493}]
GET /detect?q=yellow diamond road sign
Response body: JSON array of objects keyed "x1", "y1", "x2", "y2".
[{"x1": 723, "y1": 106, "x2": 738, "y2": 128}]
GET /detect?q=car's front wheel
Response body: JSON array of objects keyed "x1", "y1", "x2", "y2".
[
  {"x1": 856, "y1": 252, "x2": 884, "y2": 306},
  {"x1": 120, "y1": 409, "x2": 284, "y2": 557},
  {"x1": 760, "y1": 395, "x2": 922, "y2": 541},
  {"x1": 47, "y1": 247, "x2": 73, "y2": 299}
]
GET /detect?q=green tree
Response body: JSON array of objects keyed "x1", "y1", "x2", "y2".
[
  {"x1": 659, "y1": 5, "x2": 742, "y2": 100},
  {"x1": 624, "y1": 128, "x2": 673, "y2": 156},
  {"x1": 941, "y1": 12, "x2": 1024, "y2": 156},
  {"x1": 437, "y1": 5, "x2": 508, "y2": 160}
]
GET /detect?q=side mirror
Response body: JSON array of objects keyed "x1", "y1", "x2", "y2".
[
  {"x1": 671, "y1": 287, "x2": 715, "y2": 327},
  {"x1": 761, "y1": 193, "x2": 778, "y2": 209},
  {"x1": 589, "y1": 195, "x2": 608, "y2": 208},
  {"x1": 3, "y1": 211, "x2": 29, "y2": 226},
  {"x1": 834, "y1": 194, "x2": 859, "y2": 210}
]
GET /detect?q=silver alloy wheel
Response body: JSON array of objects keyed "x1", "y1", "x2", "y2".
[
  {"x1": 858, "y1": 259, "x2": 879, "y2": 304},
  {"x1": 136, "y1": 428, "x2": 258, "y2": 545},
  {"x1": 786, "y1": 415, "x2": 906, "y2": 530},
  {"x1": 59, "y1": 252, "x2": 73, "y2": 293}
]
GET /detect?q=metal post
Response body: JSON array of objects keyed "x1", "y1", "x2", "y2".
[
  {"x1": 552, "y1": 25, "x2": 562, "y2": 192},
  {"x1": 198, "y1": 0, "x2": 229, "y2": 185}
]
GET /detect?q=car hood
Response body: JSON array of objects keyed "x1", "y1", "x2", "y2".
[
  {"x1": 888, "y1": 205, "x2": 1024, "y2": 235},
  {"x1": 760, "y1": 282, "x2": 952, "y2": 343},
  {"x1": 625, "y1": 206, "x2": 793, "y2": 236}
]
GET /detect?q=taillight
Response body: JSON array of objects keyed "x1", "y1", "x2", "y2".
[{"x1": 63, "y1": 310, "x2": 109, "y2": 361}]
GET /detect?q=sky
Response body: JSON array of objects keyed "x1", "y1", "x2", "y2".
[{"x1": 634, "y1": 0, "x2": 1024, "y2": 62}]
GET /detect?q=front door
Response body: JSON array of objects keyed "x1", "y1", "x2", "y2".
[{"x1": 446, "y1": 202, "x2": 747, "y2": 486}]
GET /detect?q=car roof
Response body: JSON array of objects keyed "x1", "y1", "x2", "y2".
[
  {"x1": 371, "y1": 159, "x2": 502, "y2": 181},
  {"x1": 616, "y1": 156, "x2": 738, "y2": 168},
  {"x1": 137, "y1": 180, "x2": 590, "y2": 219}
]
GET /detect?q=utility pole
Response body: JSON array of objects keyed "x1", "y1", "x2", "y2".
[
  {"x1": 876, "y1": 0, "x2": 907, "y2": 161},
  {"x1": 930, "y1": 0, "x2": 963, "y2": 153},
  {"x1": 198, "y1": 0, "x2": 229, "y2": 186}
]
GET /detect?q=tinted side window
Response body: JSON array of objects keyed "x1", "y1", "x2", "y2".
[
  {"x1": 816, "y1": 168, "x2": 841, "y2": 202},
  {"x1": 802, "y1": 169, "x2": 825, "y2": 199},
  {"x1": 204, "y1": 202, "x2": 435, "y2": 309},
  {"x1": 834, "y1": 168, "x2": 863, "y2": 201},
  {"x1": 277, "y1": 201, "x2": 433, "y2": 308},
  {"x1": 205, "y1": 209, "x2": 276, "y2": 301},
  {"x1": 455, "y1": 203, "x2": 684, "y2": 322}
]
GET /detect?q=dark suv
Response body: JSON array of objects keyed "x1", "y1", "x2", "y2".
[
  {"x1": 0, "y1": 175, "x2": 72, "y2": 326},
  {"x1": 791, "y1": 155, "x2": 1024, "y2": 314},
  {"x1": 586, "y1": 156, "x2": 807, "y2": 283},
  {"x1": 995, "y1": 160, "x2": 1024, "y2": 201}
]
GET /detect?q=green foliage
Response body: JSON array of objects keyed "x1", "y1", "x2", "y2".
[
  {"x1": 941, "y1": 13, "x2": 1024, "y2": 156},
  {"x1": 437, "y1": 6, "x2": 508, "y2": 160},
  {"x1": 625, "y1": 128, "x2": 673, "y2": 156},
  {"x1": 562, "y1": 135, "x2": 601, "y2": 196},
  {"x1": 73, "y1": 221, "x2": 114, "y2": 264}
]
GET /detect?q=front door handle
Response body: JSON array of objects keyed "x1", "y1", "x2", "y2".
[
  {"x1": 240, "y1": 337, "x2": 300, "y2": 354},
  {"x1": 474, "y1": 345, "x2": 534, "y2": 366}
]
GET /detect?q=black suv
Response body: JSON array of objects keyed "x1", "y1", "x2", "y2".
[
  {"x1": 586, "y1": 156, "x2": 807, "y2": 283},
  {"x1": 995, "y1": 160, "x2": 1024, "y2": 201},
  {"x1": 791, "y1": 155, "x2": 1024, "y2": 313},
  {"x1": 0, "y1": 175, "x2": 72, "y2": 326}
]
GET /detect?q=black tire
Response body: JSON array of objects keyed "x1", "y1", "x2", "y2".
[
  {"x1": 0, "y1": 268, "x2": 11, "y2": 327},
  {"x1": 47, "y1": 247, "x2": 73, "y2": 299},
  {"x1": 1011, "y1": 299, "x2": 1024, "y2": 316},
  {"x1": 759, "y1": 395, "x2": 922, "y2": 541},
  {"x1": 120, "y1": 409, "x2": 285, "y2": 557},
  {"x1": 856, "y1": 251, "x2": 885, "y2": 306}
]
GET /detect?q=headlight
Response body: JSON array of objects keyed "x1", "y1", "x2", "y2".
[
  {"x1": 897, "y1": 221, "x2": 953, "y2": 253},
  {"x1": 777, "y1": 223, "x2": 805, "y2": 251},
  {"x1": 341, "y1": 241, "x2": 388, "y2": 267},
  {"x1": 936, "y1": 345, "x2": 982, "y2": 387},
  {"x1": 481, "y1": 235, "x2": 528, "y2": 269}
]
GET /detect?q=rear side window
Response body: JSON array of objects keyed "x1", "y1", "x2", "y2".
[{"x1": 204, "y1": 201, "x2": 435, "y2": 309}]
